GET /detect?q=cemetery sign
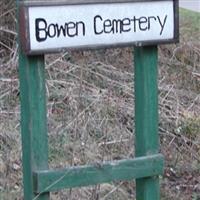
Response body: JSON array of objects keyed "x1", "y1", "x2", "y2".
[{"x1": 19, "y1": 0, "x2": 179, "y2": 54}]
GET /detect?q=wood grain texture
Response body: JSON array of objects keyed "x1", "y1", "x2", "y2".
[
  {"x1": 134, "y1": 46, "x2": 161, "y2": 200},
  {"x1": 33, "y1": 154, "x2": 164, "y2": 193},
  {"x1": 18, "y1": 0, "x2": 49, "y2": 198}
]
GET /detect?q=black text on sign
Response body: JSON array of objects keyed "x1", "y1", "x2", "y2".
[{"x1": 19, "y1": 0, "x2": 179, "y2": 54}]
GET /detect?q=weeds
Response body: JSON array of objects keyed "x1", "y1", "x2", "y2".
[{"x1": 0, "y1": 2, "x2": 200, "y2": 200}]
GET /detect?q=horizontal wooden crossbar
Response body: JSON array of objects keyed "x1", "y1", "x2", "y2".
[{"x1": 33, "y1": 154, "x2": 164, "y2": 193}]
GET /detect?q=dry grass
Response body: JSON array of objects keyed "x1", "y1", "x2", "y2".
[{"x1": 0, "y1": 2, "x2": 200, "y2": 200}]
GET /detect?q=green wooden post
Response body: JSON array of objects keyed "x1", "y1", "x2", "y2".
[
  {"x1": 17, "y1": 1, "x2": 49, "y2": 199},
  {"x1": 134, "y1": 46, "x2": 160, "y2": 200},
  {"x1": 19, "y1": 54, "x2": 50, "y2": 200}
]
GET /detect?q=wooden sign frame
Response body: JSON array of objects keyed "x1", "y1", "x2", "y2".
[
  {"x1": 16, "y1": 0, "x2": 180, "y2": 200},
  {"x1": 19, "y1": 0, "x2": 179, "y2": 55}
]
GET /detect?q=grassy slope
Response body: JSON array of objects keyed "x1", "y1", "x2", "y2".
[
  {"x1": 159, "y1": 8, "x2": 200, "y2": 200},
  {"x1": 180, "y1": 8, "x2": 200, "y2": 41},
  {"x1": 0, "y1": 7, "x2": 200, "y2": 200}
]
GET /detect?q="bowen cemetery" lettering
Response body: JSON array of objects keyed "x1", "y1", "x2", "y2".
[
  {"x1": 35, "y1": 14, "x2": 168, "y2": 42},
  {"x1": 20, "y1": 0, "x2": 177, "y2": 53}
]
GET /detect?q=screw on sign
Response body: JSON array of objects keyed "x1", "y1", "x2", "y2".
[{"x1": 17, "y1": 0, "x2": 179, "y2": 199}]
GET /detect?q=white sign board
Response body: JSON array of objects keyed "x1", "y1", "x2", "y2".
[{"x1": 19, "y1": 0, "x2": 179, "y2": 54}]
